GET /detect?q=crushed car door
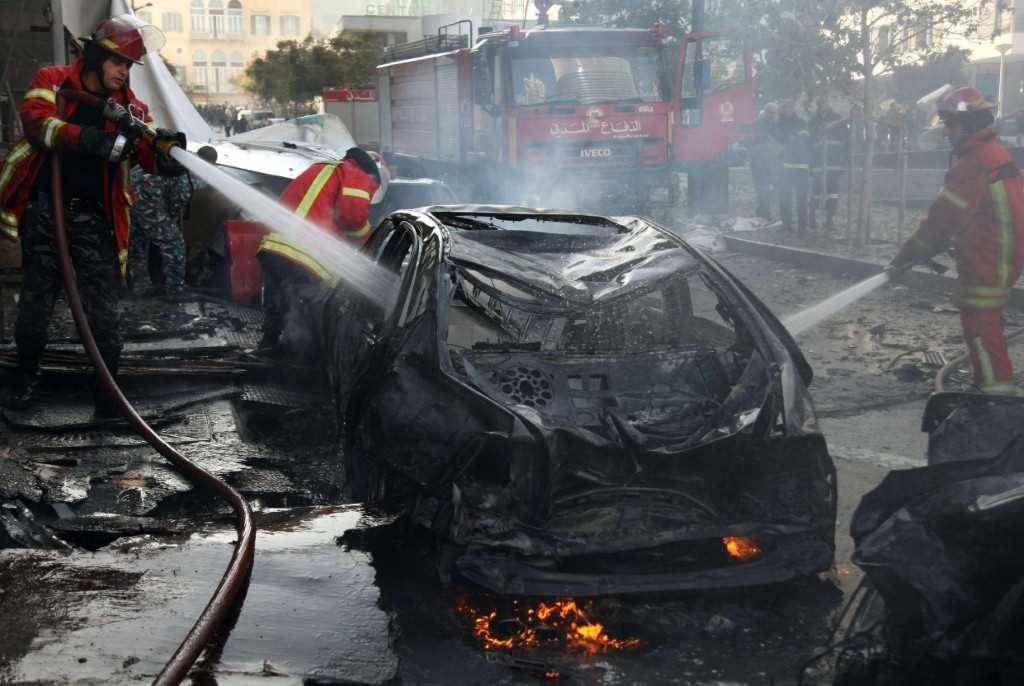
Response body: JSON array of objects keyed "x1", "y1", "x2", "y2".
[
  {"x1": 322, "y1": 219, "x2": 408, "y2": 409},
  {"x1": 340, "y1": 219, "x2": 425, "y2": 411}
]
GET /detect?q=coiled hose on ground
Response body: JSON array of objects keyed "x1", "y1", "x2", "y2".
[{"x1": 51, "y1": 93, "x2": 255, "y2": 685}]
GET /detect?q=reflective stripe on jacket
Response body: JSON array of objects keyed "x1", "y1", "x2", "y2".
[
  {"x1": 0, "y1": 59, "x2": 160, "y2": 274},
  {"x1": 257, "y1": 158, "x2": 378, "y2": 281},
  {"x1": 907, "y1": 128, "x2": 1024, "y2": 310}
]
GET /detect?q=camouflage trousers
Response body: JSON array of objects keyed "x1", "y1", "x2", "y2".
[
  {"x1": 128, "y1": 211, "x2": 185, "y2": 293},
  {"x1": 16, "y1": 194, "x2": 123, "y2": 376}
]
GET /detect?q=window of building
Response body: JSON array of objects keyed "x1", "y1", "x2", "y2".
[
  {"x1": 874, "y1": 26, "x2": 890, "y2": 53},
  {"x1": 995, "y1": 0, "x2": 1014, "y2": 36},
  {"x1": 209, "y1": 0, "x2": 225, "y2": 37},
  {"x1": 162, "y1": 12, "x2": 183, "y2": 32},
  {"x1": 915, "y1": 24, "x2": 934, "y2": 50},
  {"x1": 191, "y1": 0, "x2": 207, "y2": 33},
  {"x1": 211, "y1": 50, "x2": 227, "y2": 93},
  {"x1": 229, "y1": 51, "x2": 245, "y2": 93},
  {"x1": 192, "y1": 50, "x2": 207, "y2": 89},
  {"x1": 251, "y1": 14, "x2": 270, "y2": 36},
  {"x1": 280, "y1": 15, "x2": 300, "y2": 36},
  {"x1": 228, "y1": 0, "x2": 243, "y2": 34}
]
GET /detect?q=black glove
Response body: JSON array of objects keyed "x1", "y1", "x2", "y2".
[
  {"x1": 155, "y1": 128, "x2": 187, "y2": 150},
  {"x1": 102, "y1": 98, "x2": 149, "y2": 139},
  {"x1": 153, "y1": 128, "x2": 187, "y2": 176},
  {"x1": 889, "y1": 240, "x2": 925, "y2": 271},
  {"x1": 79, "y1": 126, "x2": 132, "y2": 163}
]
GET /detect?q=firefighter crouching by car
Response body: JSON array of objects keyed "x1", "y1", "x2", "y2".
[
  {"x1": 891, "y1": 86, "x2": 1024, "y2": 395},
  {"x1": 0, "y1": 15, "x2": 185, "y2": 415},
  {"x1": 257, "y1": 147, "x2": 386, "y2": 357}
]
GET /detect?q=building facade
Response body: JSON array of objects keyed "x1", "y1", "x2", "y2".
[{"x1": 136, "y1": 0, "x2": 314, "y2": 106}]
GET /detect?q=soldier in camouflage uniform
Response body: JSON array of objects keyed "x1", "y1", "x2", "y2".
[{"x1": 128, "y1": 166, "x2": 192, "y2": 296}]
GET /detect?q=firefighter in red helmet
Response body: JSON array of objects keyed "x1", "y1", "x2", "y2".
[
  {"x1": 891, "y1": 86, "x2": 1024, "y2": 394},
  {"x1": 0, "y1": 14, "x2": 186, "y2": 415}
]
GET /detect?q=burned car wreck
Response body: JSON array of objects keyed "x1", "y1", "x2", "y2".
[
  {"x1": 318, "y1": 206, "x2": 837, "y2": 595},
  {"x1": 833, "y1": 392, "x2": 1024, "y2": 686}
]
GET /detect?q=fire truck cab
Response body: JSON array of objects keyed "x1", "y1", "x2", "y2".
[{"x1": 377, "y1": 20, "x2": 753, "y2": 213}]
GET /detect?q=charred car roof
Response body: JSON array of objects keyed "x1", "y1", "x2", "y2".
[{"x1": 426, "y1": 206, "x2": 701, "y2": 306}]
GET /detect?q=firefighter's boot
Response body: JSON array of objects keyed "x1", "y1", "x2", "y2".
[{"x1": 8, "y1": 370, "x2": 41, "y2": 410}]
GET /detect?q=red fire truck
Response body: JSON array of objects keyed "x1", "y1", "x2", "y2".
[{"x1": 376, "y1": 9, "x2": 754, "y2": 212}]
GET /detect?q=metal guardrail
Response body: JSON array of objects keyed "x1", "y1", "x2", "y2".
[{"x1": 382, "y1": 33, "x2": 469, "y2": 62}]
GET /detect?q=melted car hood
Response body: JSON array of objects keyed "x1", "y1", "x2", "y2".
[{"x1": 448, "y1": 225, "x2": 700, "y2": 305}]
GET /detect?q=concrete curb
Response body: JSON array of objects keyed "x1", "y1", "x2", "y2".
[{"x1": 722, "y1": 234, "x2": 1024, "y2": 311}]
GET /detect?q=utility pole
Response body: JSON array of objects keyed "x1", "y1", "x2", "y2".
[{"x1": 50, "y1": 0, "x2": 65, "y2": 66}]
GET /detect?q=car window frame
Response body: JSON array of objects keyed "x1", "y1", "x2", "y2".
[{"x1": 372, "y1": 219, "x2": 424, "y2": 333}]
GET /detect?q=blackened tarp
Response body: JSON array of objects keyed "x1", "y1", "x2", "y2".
[{"x1": 850, "y1": 438, "x2": 1024, "y2": 660}]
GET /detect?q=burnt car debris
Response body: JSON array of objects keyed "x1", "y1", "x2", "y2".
[
  {"x1": 832, "y1": 392, "x2": 1024, "y2": 686},
  {"x1": 317, "y1": 205, "x2": 837, "y2": 595}
]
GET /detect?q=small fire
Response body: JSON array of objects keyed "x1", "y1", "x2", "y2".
[
  {"x1": 722, "y1": 536, "x2": 763, "y2": 562},
  {"x1": 455, "y1": 596, "x2": 640, "y2": 654}
]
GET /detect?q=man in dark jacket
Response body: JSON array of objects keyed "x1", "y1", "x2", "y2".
[
  {"x1": 810, "y1": 97, "x2": 849, "y2": 233},
  {"x1": 774, "y1": 101, "x2": 812, "y2": 233},
  {"x1": 750, "y1": 102, "x2": 781, "y2": 220}
]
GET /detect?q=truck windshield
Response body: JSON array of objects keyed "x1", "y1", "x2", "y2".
[
  {"x1": 680, "y1": 37, "x2": 746, "y2": 99},
  {"x1": 511, "y1": 46, "x2": 664, "y2": 106}
]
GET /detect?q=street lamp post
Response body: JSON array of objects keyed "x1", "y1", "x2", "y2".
[{"x1": 996, "y1": 41, "x2": 1013, "y2": 119}]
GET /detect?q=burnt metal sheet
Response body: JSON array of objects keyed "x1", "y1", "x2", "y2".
[
  {"x1": 2, "y1": 387, "x2": 239, "y2": 431},
  {"x1": 240, "y1": 381, "x2": 329, "y2": 408},
  {"x1": 448, "y1": 220, "x2": 698, "y2": 305}
]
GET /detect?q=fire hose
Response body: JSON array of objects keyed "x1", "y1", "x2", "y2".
[{"x1": 54, "y1": 89, "x2": 254, "y2": 685}]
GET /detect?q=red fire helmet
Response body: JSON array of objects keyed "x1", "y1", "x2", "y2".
[
  {"x1": 936, "y1": 86, "x2": 994, "y2": 116},
  {"x1": 81, "y1": 14, "x2": 166, "y2": 65}
]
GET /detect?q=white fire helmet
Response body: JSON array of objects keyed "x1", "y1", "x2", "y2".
[{"x1": 368, "y1": 151, "x2": 390, "y2": 205}]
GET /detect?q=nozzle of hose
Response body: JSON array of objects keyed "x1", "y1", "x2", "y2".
[{"x1": 103, "y1": 98, "x2": 149, "y2": 139}]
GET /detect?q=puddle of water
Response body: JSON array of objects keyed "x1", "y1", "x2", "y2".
[{"x1": 4, "y1": 506, "x2": 396, "y2": 684}]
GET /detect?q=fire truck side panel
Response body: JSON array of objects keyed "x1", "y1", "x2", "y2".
[
  {"x1": 673, "y1": 46, "x2": 755, "y2": 165},
  {"x1": 436, "y1": 61, "x2": 461, "y2": 162},
  {"x1": 387, "y1": 56, "x2": 439, "y2": 159},
  {"x1": 674, "y1": 80, "x2": 755, "y2": 162},
  {"x1": 379, "y1": 70, "x2": 392, "y2": 153}
]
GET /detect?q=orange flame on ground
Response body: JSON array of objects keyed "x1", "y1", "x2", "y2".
[
  {"x1": 455, "y1": 596, "x2": 640, "y2": 654},
  {"x1": 722, "y1": 536, "x2": 763, "y2": 563}
]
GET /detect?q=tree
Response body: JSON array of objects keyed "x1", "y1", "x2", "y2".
[
  {"x1": 244, "y1": 34, "x2": 382, "y2": 115},
  {"x1": 562, "y1": 0, "x2": 692, "y2": 37},
  {"x1": 835, "y1": 0, "x2": 978, "y2": 245},
  {"x1": 566, "y1": 0, "x2": 978, "y2": 244},
  {"x1": 891, "y1": 45, "x2": 969, "y2": 103}
]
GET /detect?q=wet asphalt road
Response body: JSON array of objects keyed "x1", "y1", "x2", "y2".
[{"x1": 2, "y1": 250, "x2": 1014, "y2": 685}]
